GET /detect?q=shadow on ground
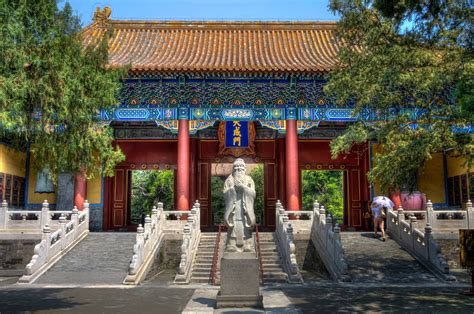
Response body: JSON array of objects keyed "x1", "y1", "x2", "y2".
[
  {"x1": 0, "y1": 287, "x2": 194, "y2": 313},
  {"x1": 283, "y1": 286, "x2": 474, "y2": 313}
]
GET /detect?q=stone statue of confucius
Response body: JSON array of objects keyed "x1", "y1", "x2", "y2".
[{"x1": 223, "y1": 158, "x2": 257, "y2": 252}]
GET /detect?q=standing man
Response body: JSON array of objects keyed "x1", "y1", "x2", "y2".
[{"x1": 223, "y1": 158, "x2": 257, "y2": 252}]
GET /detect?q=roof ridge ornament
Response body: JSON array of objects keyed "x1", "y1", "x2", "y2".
[{"x1": 93, "y1": 6, "x2": 112, "y2": 24}]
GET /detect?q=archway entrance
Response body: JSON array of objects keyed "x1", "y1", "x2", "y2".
[
  {"x1": 301, "y1": 170, "x2": 346, "y2": 225},
  {"x1": 102, "y1": 129, "x2": 370, "y2": 231}
]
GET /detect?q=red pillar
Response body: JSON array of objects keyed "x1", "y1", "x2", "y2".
[
  {"x1": 285, "y1": 118, "x2": 300, "y2": 211},
  {"x1": 74, "y1": 173, "x2": 87, "y2": 210},
  {"x1": 177, "y1": 117, "x2": 190, "y2": 211}
]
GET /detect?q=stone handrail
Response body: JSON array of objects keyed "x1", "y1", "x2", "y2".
[
  {"x1": 310, "y1": 200, "x2": 350, "y2": 282},
  {"x1": 174, "y1": 201, "x2": 201, "y2": 284},
  {"x1": 275, "y1": 201, "x2": 303, "y2": 283},
  {"x1": 18, "y1": 202, "x2": 90, "y2": 283},
  {"x1": 386, "y1": 206, "x2": 455, "y2": 281},
  {"x1": 0, "y1": 200, "x2": 73, "y2": 232},
  {"x1": 396, "y1": 200, "x2": 473, "y2": 231},
  {"x1": 124, "y1": 203, "x2": 166, "y2": 285}
]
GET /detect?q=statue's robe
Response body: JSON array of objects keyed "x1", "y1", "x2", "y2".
[{"x1": 223, "y1": 174, "x2": 256, "y2": 246}]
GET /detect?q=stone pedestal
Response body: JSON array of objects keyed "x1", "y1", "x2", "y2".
[{"x1": 216, "y1": 252, "x2": 263, "y2": 308}]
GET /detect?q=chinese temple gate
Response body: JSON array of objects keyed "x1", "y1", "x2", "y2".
[{"x1": 84, "y1": 9, "x2": 371, "y2": 231}]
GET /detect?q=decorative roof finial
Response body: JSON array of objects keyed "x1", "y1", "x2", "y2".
[{"x1": 93, "y1": 6, "x2": 111, "y2": 24}]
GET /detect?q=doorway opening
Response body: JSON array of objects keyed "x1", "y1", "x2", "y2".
[
  {"x1": 301, "y1": 170, "x2": 345, "y2": 225},
  {"x1": 210, "y1": 163, "x2": 264, "y2": 226},
  {"x1": 130, "y1": 170, "x2": 174, "y2": 225}
]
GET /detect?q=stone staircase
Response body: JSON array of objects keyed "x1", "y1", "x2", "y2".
[
  {"x1": 340, "y1": 232, "x2": 440, "y2": 284},
  {"x1": 258, "y1": 232, "x2": 288, "y2": 284},
  {"x1": 189, "y1": 232, "x2": 288, "y2": 284},
  {"x1": 190, "y1": 232, "x2": 224, "y2": 284},
  {"x1": 34, "y1": 233, "x2": 136, "y2": 285}
]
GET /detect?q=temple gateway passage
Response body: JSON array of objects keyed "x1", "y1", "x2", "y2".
[{"x1": 1, "y1": 7, "x2": 471, "y2": 234}]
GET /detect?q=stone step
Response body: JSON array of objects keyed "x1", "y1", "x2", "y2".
[
  {"x1": 191, "y1": 276, "x2": 211, "y2": 283},
  {"x1": 260, "y1": 251, "x2": 280, "y2": 257},
  {"x1": 194, "y1": 263, "x2": 213, "y2": 268},
  {"x1": 192, "y1": 270, "x2": 212, "y2": 277},
  {"x1": 196, "y1": 250, "x2": 215, "y2": 254},
  {"x1": 263, "y1": 272, "x2": 288, "y2": 280}
]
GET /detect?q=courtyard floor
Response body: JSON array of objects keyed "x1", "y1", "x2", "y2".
[{"x1": 1, "y1": 279, "x2": 473, "y2": 313}]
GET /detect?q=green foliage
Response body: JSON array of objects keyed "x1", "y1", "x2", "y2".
[
  {"x1": 130, "y1": 170, "x2": 174, "y2": 224},
  {"x1": 211, "y1": 176, "x2": 226, "y2": 225},
  {"x1": 302, "y1": 170, "x2": 344, "y2": 218},
  {"x1": 327, "y1": 0, "x2": 473, "y2": 193},
  {"x1": 249, "y1": 165, "x2": 264, "y2": 224},
  {"x1": 0, "y1": 0, "x2": 126, "y2": 180}
]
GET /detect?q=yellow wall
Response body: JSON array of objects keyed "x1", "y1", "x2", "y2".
[
  {"x1": 87, "y1": 175, "x2": 102, "y2": 204},
  {"x1": 447, "y1": 154, "x2": 472, "y2": 177},
  {"x1": 418, "y1": 153, "x2": 446, "y2": 204},
  {"x1": 28, "y1": 164, "x2": 56, "y2": 204},
  {"x1": 371, "y1": 144, "x2": 446, "y2": 203},
  {"x1": 0, "y1": 144, "x2": 26, "y2": 177}
]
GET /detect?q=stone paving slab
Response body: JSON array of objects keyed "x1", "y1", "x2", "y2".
[
  {"x1": 35, "y1": 233, "x2": 136, "y2": 285},
  {"x1": 0, "y1": 287, "x2": 194, "y2": 314},
  {"x1": 341, "y1": 232, "x2": 440, "y2": 284}
]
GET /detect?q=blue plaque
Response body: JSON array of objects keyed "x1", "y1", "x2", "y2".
[{"x1": 225, "y1": 121, "x2": 249, "y2": 148}]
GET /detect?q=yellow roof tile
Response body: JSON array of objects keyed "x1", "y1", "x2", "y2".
[{"x1": 82, "y1": 19, "x2": 340, "y2": 74}]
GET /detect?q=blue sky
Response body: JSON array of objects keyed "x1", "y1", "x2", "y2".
[{"x1": 61, "y1": 0, "x2": 337, "y2": 26}]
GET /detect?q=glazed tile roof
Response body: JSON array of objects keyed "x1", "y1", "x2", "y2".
[{"x1": 82, "y1": 11, "x2": 340, "y2": 74}]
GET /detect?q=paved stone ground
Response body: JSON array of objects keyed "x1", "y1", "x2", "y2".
[
  {"x1": 35, "y1": 233, "x2": 136, "y2": 285},
  {"x1": 0, "y1": 287, "x2": 194, "y2": 313},
  {"x1": 0, "y1": 284, "x2": 472, "y2": 313},
  {"x1": 282, "y1": 285, "x2": 474, "y2": 313},
  {"x1": 341, "y1": 232, "x2": 440, "y2": 284}
]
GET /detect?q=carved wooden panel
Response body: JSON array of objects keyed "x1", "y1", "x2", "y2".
[
  {"x1": 112, "y1": 169, "x2": 127, "y2": 228},
  {"x1": 264, "y1": 162, "x2": 277, "y2": 229},
  {"x1": 198, "y1": 162, "x2": 211, "y2": 227},
  {"x1": 349, "y1": 169, "x2": 362, "y2": 227}
]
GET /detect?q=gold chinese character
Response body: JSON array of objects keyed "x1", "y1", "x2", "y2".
[
  {"x1": 233, "y1": 127, "x2": 241, "y2": 137},
  {"x1": 233, "y1": 121, "x2": 241, "y2": 127},
  {"x1": 233, "y1": 137, "x2": 241, "y2": 146}
]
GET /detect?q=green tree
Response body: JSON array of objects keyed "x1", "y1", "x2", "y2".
[
  {"x1": 249, "y1": 164, "x2": 264, "y2": 224},
  {"x1": 0, "y1": 1, "x2": 125, "y2": 180},
  {"x1": 302, "y1": 170, "x2": 344, "y2": 218},
  {"x1": 131, "y1": 170, "x2": 174, "y2": 224},
  {"x1": 326, "y1": 0, "x2": 473, "y2": 193}
]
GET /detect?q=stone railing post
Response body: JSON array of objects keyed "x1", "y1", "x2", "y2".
[
  {"x1": 287, "y1": 224, "x2": 298, "y2": 275},
  {"x1": 319, "y1": 205, "x2": 326, "y2": 221},
  {"x1": 333, "y1": 223, "x2": 341, "y2": 242},
  {"x1": 40, "y1": 200, "x2": 50, "y2": 230},
  {"x1": 58, "y1": 215, "x2": 67, "y2": 250},
  {"x1": 424, "y1": 223, "x2": 433, "y2": 262},
  {"x1": 144, "y1": 215, "x2": 152, "y2": 238},
  {"x1": 71, "y1": 206, "x2": 79, "y2": 228},
  {"x1": 409, "y1": 215, "x2": 418, "y2": 250},
  {"x1": 426, "y1": 200, "x2": 434, "y2": 227},
  {"x1": 0, "y1": 199, "x2": 7, "y2": 229},
  {"x1": 466, "y1": 200, "x2": 473, "y2": 229},
  {"x1": 193, "y1": 200, "x2": 200, "y2": 227},
  {"x1": 178, "y1": 224, "x2": 191, "y2": 275},
  {"x1": 326, "y1": 215, "x2": 333, "y2": 232},
  {"x1": 313, "y1": 200, "x2": 320, "y2": 221},
  {"x1": 396, "y1": 207, "x2": 405, "y2": 239}
]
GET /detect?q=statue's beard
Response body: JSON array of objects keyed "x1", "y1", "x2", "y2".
[{"x1": 233, "y1": 171, "x2": 245, "y2": 185}]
